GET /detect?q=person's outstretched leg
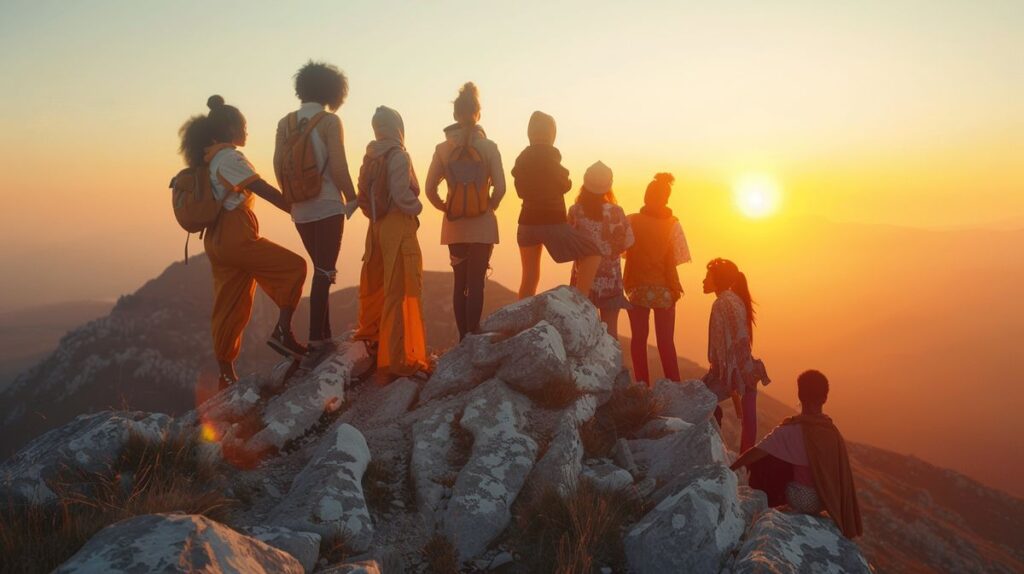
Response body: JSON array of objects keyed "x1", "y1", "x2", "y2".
[
  {"x1": 449, "y1": 244, "x2": 469, "y2": 340},
  {"x1": 627, "y1": 306, "x2": 651, "y2": 385},
  {"x1": 600, "y1": 307, "x2": 620, "y2": 339},
  {"x1": 464, "y1": 243, "x2": 492, "y2": 336},
  {"x1": 653, "y1": 305, "x2": 680, "y2": 381},
  {"x1": 741, "y1": 387, "x2": 758, "y2": 453},
  {"x1": 518, "y1": 245, "x2": 543, "y2": 299},
  {"x1": 572, "y1": 255, "x2": 601, "y2": 297}
]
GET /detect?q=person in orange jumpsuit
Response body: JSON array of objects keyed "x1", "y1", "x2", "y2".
[
  {"x1": 354, "y1": 106, "x2": 429, "y2": 380},
  {"x1": 178, "y1": 95, "x2": 308, "y2": 389}
]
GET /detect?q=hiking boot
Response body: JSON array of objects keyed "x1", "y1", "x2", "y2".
[
  {"x1": 267, "y1": 325, "x2": 307, "y2": 359},
  {"x1": 300, "y1": 340, "x2": 337, "y2": 370}
]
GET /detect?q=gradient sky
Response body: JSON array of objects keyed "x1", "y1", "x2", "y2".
[
  {"x1": 1, "y1": 0, "x2": 1022, "y2": 304},
  {"x1": 1, "y1": 0, "x2": 1023, "y2": 493}
]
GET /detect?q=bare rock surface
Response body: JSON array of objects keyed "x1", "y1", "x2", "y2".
[
  {"x1": 269, "y1": 423, "x2": 374, "y2": 553},
  {"x1": 241, "y1": 525, "x2": 321, "y2": 573},
  {"x1": 732, "y1": 509, "x2": 872, "y2": 574},
  {"x1": 625, "y1": 465, "x2": 747, "y2": 574},
  {"x1": 0, "y1": 410, "x2": 171, "y2": 504},
  {"x1": 54, "y1": 513, "x2": 304, "y2": 574},
  {"x1": 651, "y1": 378, "x2": 719, "y2": 423}
]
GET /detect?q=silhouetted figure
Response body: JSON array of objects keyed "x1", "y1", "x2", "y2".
[
  {"x1": 177, "y1": 95, "x2": 307, "y2": 389},
  {"x1": 353, "y1": 106, "x2": 429, "y2": 380},
  {"x1": 623, "y1": 173, "x2": 690, "y2": 385},
  {"x1": 274, "y1": 61, "x2": 359, "y2": 368},
  {"x1": 731, "y1": 370, "x2": 863, "y2": 538},
  {"x1": 424, "y1": 82, "x2": 506, "y2": 340},
  {"x1": 512, "y1": 111, "x2": 602, "y2": 300},
  {"x1": 567, "y1": 161, "x2": 634, "y2": 338},
  {"x1": 701, "y1": 257, "x2": 769, "y2": 453}
]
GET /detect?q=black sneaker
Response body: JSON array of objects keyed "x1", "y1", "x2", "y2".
[
  {"x1": 267, "y1": 325, "x2": 307, "y2": 359},
  {"x1": 300, "y1": 340, "x2": 336, "y2": 370}
]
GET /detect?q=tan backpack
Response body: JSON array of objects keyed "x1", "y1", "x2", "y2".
[
  {"x1": 169, "y1": 166, "x2": 221, "y2": 262},
  {"x1": 444, "y1": 136, "x2": 490, "y2": 220},
  {"x1": 279, "y1": 111, "x2": 329, "y2": 204}
]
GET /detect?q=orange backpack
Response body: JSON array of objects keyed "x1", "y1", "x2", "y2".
[
  {"x1": 169, "y1": 166, "x2": 221, "y2": 262},
  {"x1": 357, "y1": 148, "x2": 398, "y2": 222},
  {"x1": 444, "y1": 136, "x2": 490, "y2": 220},
  {"x1": 279, "y1": 111, "x2": 329, "y2": 204}
]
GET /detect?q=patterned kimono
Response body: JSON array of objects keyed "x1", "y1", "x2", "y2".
[
  {"x1": 568, "y1": 203, "x2": 635, "y2": 309},
  {"x1": 704, "y1": 290, "x2": 770, "y2": 399}
]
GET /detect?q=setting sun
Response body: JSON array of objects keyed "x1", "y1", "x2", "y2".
[{"x1": 734, "y1": 174, "x2": 782, "y2": 218}]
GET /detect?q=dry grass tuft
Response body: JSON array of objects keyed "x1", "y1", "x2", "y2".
[
  {"x1": 512, "y1": 481, "x2": 642, "y2": 573},
  {"x1": 0, "y1": 430, "x2": 232, "y2": 574},
  {"x1": 421, "y1": 532, "x2": 460, "y2": 574},
  {"x1": 602, "y1": 383, "x2": 663, "y2": 437},
  {"x1": 519, "y1": 377, "x2": 582, "y2": 410},
  {"x1": 320, "y1": 534, "x2": 354, "y2": 565}
]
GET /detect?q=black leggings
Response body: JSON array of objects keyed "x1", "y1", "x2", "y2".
[
  {"x1": 296, "y1": 214, "x2": 343, "y2": 341},
  {"x1": 448, "y1": 243, "x2": 493, "y2": 340}
]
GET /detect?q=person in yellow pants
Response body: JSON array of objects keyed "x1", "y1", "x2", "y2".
[
  {"x1": 354, "y1": 106, "x2": 429, "y2": 379},
  {"x1": 179, "y1": 95, "x2": 308, "y2": 389}
]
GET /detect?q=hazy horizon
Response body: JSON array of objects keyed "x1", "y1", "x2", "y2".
[{"x1": 1, "y1": 0, "x2": 1023, "y2": 498}]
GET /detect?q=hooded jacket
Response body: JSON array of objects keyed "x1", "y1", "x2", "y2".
[
  {"x1": 512, "y1": 111, "x2": 570, "y2": 225},
  {"x1": 359, "y1": 106, "x2": 423, "y2": 217},
  {"x1": 424, "y1": 123, "x2": 505, "y2": 245}
]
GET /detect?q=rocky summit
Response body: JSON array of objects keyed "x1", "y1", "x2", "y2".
[{"x1": 1, "y1": 286, "x2": 875, "y2": 572}]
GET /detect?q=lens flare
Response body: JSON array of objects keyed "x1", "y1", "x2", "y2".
[{"x1": 734, "y1": 174, "x2": 782, "y2": 218}]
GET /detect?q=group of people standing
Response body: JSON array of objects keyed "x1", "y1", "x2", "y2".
[{"x1": 176, "y1": 60, "x2": 859, "y2": 538}]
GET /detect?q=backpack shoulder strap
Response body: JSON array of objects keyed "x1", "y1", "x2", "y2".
[{"x1": 287, "y1": 112, "x2": 299, "y2": 136}]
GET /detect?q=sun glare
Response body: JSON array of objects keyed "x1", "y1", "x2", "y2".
[{"x1": 734, "y1": 174, "x2": 782, "y2": 218}]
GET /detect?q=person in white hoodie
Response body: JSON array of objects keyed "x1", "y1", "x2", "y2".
[
  {"x1": 424, "y1": 82, "x2": 505, "y2": 340},
  {"x1": 353, "y1": 106, "x2": 428, "y2": 379}
]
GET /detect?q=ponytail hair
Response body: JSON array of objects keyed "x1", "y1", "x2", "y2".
[
  {"x1": 178, "y1": 95, "x2": 245, "y2": 167},
  {"x1": 453, "y1": 81, "x2": 481, "y2": 126},
  {"x1": 706, "y1": 258, "x2": 756, "y2": 342}
]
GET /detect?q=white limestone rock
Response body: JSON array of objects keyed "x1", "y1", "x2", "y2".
[
  {"x1": 420, "y1": 332, "x2": 500, "y2": 403},
  {"x1": 269, "y1": 423, "x2": 374, "y2": 553},
  {"x1": 480, "y1": 286, "x2": 603, "y2": 358},
  {"x1": 319, "y1": 560, "x2": 382, "y2": 574},
  {"x1": 241, "y1": 525, "x2": 321, "y2": 573},
  {"x1": 637, "y1": 416, "x2": 693, "y2": 439},
  {"x1": 569, "y1": 328, "x2": 621, "y2": 400},
  {"x1": 737, "y1": 485, "x2": 769, "y2": 525},
  {"x1": 652, "y1": 378, "x2": 719, "y2": 424},
  {"x1": 529, "y1": 418, "x2": 583, "y2": 495},
  {"x1": 443, "y1": 380, "x2": 538, "y2": 562},
  {"x1": 625, "y1": 465, "x2": 746, "y2": 574},
  {"x1": 732, "y1": 509, "x2": 872, "y2": 574},
  {"x1": 410, "y1": 398, "x2": 464, "y2": 522},
  {"x1": 629, "y1": 419, "x2": 729, "y2": 487},
  {"x1": 54, "y1": 513, "x2": 303, "y2": 574},
  {"x1": 581, "y1": 460, "x2": 635, "y2": 492},
  {"x1": 475, "y1": 321, "x2": 572, "y2": 394},
  {"x1": 0, "y1": 410, "x2": 171, "y2": 504}
]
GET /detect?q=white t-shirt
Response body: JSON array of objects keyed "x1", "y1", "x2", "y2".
[
  {"x1": 209, "y1": 147, "x2": 258, "y2": 211},
  {"x1": 290, "y1": 102, "x2": 345, "y2": 224}
]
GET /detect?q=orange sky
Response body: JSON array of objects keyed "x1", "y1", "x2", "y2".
[{"x1": 0, "y1": 1, "x2": 1022, "y2": 492}]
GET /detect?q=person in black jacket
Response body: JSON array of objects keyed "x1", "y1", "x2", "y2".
[{"x1": 511, "y1": 111, "x2": 601, "y2": 300}]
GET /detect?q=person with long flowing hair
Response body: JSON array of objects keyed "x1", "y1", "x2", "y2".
[{"x1": 702, "y1": 257, "x2": 770, "y2": 453}]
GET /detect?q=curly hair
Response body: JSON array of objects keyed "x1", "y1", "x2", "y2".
[
  {"x1": 294, "y1": 61, "x2": 348, "y2": 111},
  {"x1": 178, "y1": 95, "x2": 244, "y2": 167}
]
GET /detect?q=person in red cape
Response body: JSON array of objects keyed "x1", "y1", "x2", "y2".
[{"x1": 730, "y1": 369, "x2": 863, "y2": 538}]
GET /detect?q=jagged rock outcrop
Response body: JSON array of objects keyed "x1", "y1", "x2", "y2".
[
  {"x1": 0, "y1": 410, "x2": 171, "y2": 504},
  {"x1": 731, "y1": 509, "x2": 872, "y2": 573},
  {"x1": 270, "y1": 423, "x2": 374, "y2": 553},
  {"x1": 54, "y1": 513, "x2": 304, "y2": 574},
  {"x1": 625, "y1": 465, "x2": 748, "y2": 573},
  {"x1": 7, "y1": 285, "x2": 883, "y2": 573}
]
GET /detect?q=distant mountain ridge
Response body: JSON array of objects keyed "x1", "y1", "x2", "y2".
[{"x1": 1, "y1": 256, "x2": 1022, "y2": 572}]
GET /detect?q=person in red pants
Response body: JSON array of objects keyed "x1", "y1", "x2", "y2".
[{"x1": 623, "y1": 173, "x2": 691, "y2": 385}]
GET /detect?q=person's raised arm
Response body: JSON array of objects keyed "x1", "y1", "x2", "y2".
[
  {"x1": 248, "y1": 179, "x2": 291, "y2": 214},
  {"x1": 423, "y1": 146, "x2": 447, "y2": 212},
  {"x1": 730, "y1": 446, "x2": 768, "y2": 471},
  {"x1": 323, "y1": 117, "x2": 357, "y2": 204}
]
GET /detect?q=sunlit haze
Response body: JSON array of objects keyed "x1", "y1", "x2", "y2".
[{"x1": 1, "y1": 1, "x2": 1023, "y2": 496}]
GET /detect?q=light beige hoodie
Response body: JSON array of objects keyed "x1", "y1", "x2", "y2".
[{"x1": 361, "y1": 106, "x2": 423, "y2": 217}]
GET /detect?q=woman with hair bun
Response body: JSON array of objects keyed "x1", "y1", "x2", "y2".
[
  {"x1": 424, "y1": 82, "x2": 506, "y2": 340},
  {"x1": 623, "y1": 173, "x2": 691, "y2": 385},
  {"x1": 702, "y1": 257, "x2": 770, "y2": 453},
  {"x1": 178, "y1": 95, "x2": 308, "y2": 389}
]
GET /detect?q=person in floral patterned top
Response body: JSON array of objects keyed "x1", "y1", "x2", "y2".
[
  {"x1": 701, "y1": 257, "x2": 770, "y2": 453},
  {"x1": 568, "y1": 161, "x2": 634, "y2": 337},
  {"x1": 622, "y1": 173, "x2": 691, "y2": 385}
]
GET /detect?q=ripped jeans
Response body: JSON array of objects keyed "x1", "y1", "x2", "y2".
[
  {"x1": 296, "y1": 214, "x2": 343, "y2": 342},
  {"x1": 448, "y1": 243, "x2": 493, "y2": 340}
]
